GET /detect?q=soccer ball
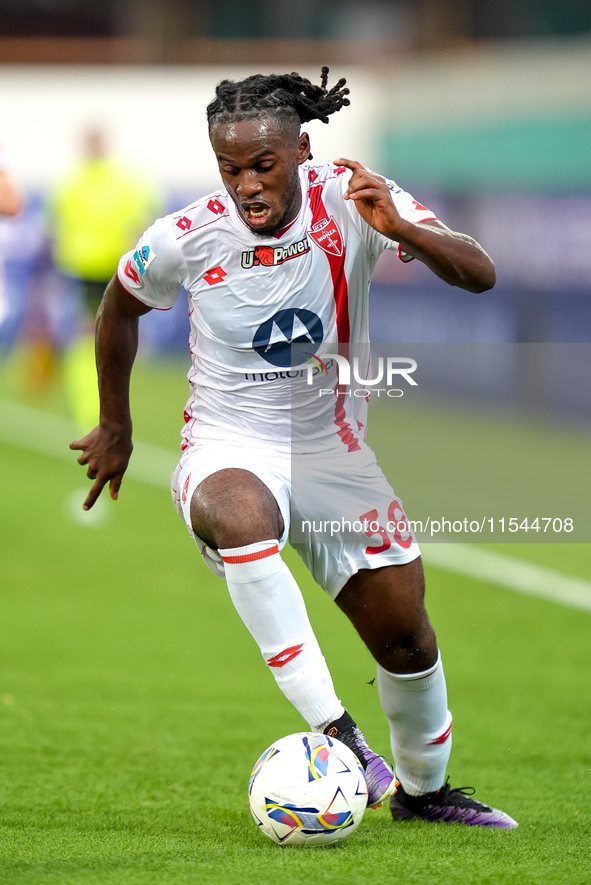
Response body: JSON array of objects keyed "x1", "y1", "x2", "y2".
[{"x1": 248, "y1": 732, "x2": 368, "y2": 846}]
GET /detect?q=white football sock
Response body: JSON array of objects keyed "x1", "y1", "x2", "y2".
[
  {"x1": 220, "y1": 540, "x2": 343, "y2": 730},
  {"x1": 377, "y1": 651, "x2": 452, "y2": 795}
]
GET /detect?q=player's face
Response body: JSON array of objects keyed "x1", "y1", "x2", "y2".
[{"x1": 210, "y1": 119, "x2": 310, "y2": 236}]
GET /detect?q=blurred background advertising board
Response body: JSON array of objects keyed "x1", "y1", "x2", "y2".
[{"x1": 0, "y1": 0, "x2": 590, "y2": 414}]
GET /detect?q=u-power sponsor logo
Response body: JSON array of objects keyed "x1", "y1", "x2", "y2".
[{"x1": 241, "y1": 237, "x2": 310, "y2": 268}]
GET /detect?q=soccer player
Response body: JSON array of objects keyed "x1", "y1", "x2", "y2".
[{"x1": 71, "y1": 69, "x2": 517, "y2": 828}]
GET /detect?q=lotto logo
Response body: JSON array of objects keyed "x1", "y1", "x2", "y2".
[
  {"x1": 203, "y1": 266, "x2": 227, "y2": 286},
  {"x1": 124, "y1": 259, "x2": 140, "y2": 285},
  {"x1": 428, "y1": 721, "x2": 453, "y2": 746},
  {"x1": 207, "y1": 199, "x2": 225, "y2": 215},
  {"x1": 266, "y1": 643, "x2": 304, "y2": 668},
  {"x1": 176, "y1": 216, "x2": 191, "y2": 231}
]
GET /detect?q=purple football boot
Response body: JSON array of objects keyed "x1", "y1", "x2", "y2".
[
  {"x1": 324, "y1": 711, "x2": 395, "y2": 808},
  {"x1": 390, "y1": 778, "x2": 518, "y2": 828}
]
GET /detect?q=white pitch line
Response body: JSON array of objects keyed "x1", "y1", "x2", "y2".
[
  {"x1": 2, "y1": 397, "x2": 591, "y2": 613},
  {"x1": 422, "y1": 543, "x2": 591, "y2": 613},
  {"x1": 0, "y1": 397, "x2": 174, "y2": 489}
]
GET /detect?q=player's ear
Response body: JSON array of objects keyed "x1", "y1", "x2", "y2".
[{"x1": 297, "y1": 132, "x2": 311, "y2": 164}]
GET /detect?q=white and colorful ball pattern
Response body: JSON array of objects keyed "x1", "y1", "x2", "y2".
[{"x1": 248, "y1": 732, "x2": 368, "y2": 846}]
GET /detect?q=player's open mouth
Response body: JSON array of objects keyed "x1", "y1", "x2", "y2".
[{"x1": 243, "y1": 202, "x2": 271, "y2": 227}]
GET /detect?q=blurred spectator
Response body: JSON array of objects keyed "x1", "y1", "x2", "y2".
[
  {"x1": 0, "y1": 144, "x2": 22, "y2": 329},
  {"x1": 47, "y1": 126, "x2": 158, "y2": 430}
]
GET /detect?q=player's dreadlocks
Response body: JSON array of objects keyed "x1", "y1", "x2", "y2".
[{"x1": 206, "y1": 66, "x2": 350, "y2": 132}]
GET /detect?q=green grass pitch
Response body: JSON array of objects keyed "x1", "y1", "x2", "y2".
[{"x1": 1, "y1": 354, "x2": 590, "y2": 884}]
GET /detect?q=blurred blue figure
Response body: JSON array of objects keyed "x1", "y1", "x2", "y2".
[{"x1": 0, "y1": 143, "x2": 23, "y2": 335}]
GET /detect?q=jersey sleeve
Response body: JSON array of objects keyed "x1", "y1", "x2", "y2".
[
  {"x1": 340, "y1": 168, "x2": 438, "y2": 263},
  {"x1": 117, "y1": 215, "x2": 187, "y2": 309}
]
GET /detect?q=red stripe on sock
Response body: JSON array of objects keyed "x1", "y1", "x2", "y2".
[
  {"x1": 221, "y1": 545, "x2": 279, "y2": 564},
  {"x1": 427, "y1": 721, "x2": 453, "y2": 746},
  {"x1": 403, "y1": 662, "x2": 440, "y2": 682}
]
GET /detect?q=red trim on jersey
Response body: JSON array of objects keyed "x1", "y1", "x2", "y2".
[
  {"x1": 174, "y1": 212, "x2": 229, "y2": 239},
  {"x1": 174, "y1": 201, "x2": 200, "y2": 214},
  {"x1": 228, "y1": 195, "x2": 303, "y2": 240},
  {"x1": 271, "y1": 216, "x2": 299, "y2": 240},
  {"x1": 333, "y1": 383, "x2": 362, "y2": 451},
  {"x1": 221, "y1": 545, "x2": 279, "y2": 564},
  {"x1": 116, "y1": 268, "x2": 174, "y2": 311},
  {"x1": 427, "y1": 721, "x2": 453, "y2": 746},
  {"x1": 309, "y1": 185, "x2": 350, "y2": 341},
  {"x1": 308, "y1": 183, "x2": 360, "y2": 453}
]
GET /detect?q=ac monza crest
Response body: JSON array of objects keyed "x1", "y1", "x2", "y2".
[{"x1": 308, "y1": 216, "x2": 343, "y2": 257}]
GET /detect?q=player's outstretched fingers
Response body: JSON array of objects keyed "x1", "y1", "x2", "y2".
[
  {"x1": 333, "y1": 158, "x2": 387, "y2": 204},
  {"x1": 334, "y1": 158, "x2": 364, "y2": 194},
  {"x1": 108, "y1": 476, "x2": 123, "y2": 502},
  {"x1": 333, "y1": 157, "x2": 365, "y2": 173},
  {"x1": 70, "y1": 438, "x2": 89, "y2": 465},
  {"x1": 83, "y1": 477, "x2": 109, "y2": 511}
]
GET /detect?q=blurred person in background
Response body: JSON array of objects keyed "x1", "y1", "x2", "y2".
[
  {"x1": 0, "y1": 153, "x2": 63, "y2": 391},
  {"x1": 0, "y1": 143, "x2": 23, "y2": 331},
  {"x1": 48, "y1": 126, "x2": 158, "y2": 431}
]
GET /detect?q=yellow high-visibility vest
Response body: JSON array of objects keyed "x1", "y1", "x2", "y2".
[{"x1": 50, "y1": 158, "x2": 157, "y2": 281}]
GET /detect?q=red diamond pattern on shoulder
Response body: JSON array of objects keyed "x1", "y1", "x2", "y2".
[
  {"x1": 207, "y1": 198, "x2": 225, "y2": 215},
  {"x1": 203, "y1": 265, "x2": 227, "y2": 286}
]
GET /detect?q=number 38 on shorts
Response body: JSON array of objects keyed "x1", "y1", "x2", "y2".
[{"x1": 360, "y1": 499, "x2": 413, "y2": 553}]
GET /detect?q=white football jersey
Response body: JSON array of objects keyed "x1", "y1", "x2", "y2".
[{"x1": 117, "y1": 162, "x2": 436, "y2": 451}]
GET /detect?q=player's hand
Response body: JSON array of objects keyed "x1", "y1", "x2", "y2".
[
  {"x1": 335, "y1": 158, "x2": 403, "y2": 238},
  {"x1": 70, "y1": 424, "x2": 133, "y2": 511}
]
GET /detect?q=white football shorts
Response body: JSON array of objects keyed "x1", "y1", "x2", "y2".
[{"x1": 171, "y1": 437, "x2": 421, "y2": 599}]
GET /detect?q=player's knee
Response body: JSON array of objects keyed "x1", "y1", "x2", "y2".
[{"x1": 190, "y1": 468, "x2": 283, "y2": 548}]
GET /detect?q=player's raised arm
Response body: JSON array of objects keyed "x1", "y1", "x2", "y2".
[
  {"x1": 70, "y1": 275, "x2": 152, "y2": 510},
  {"x1": 335, "y1": 157, "x2": 495, "y2": 294}
]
